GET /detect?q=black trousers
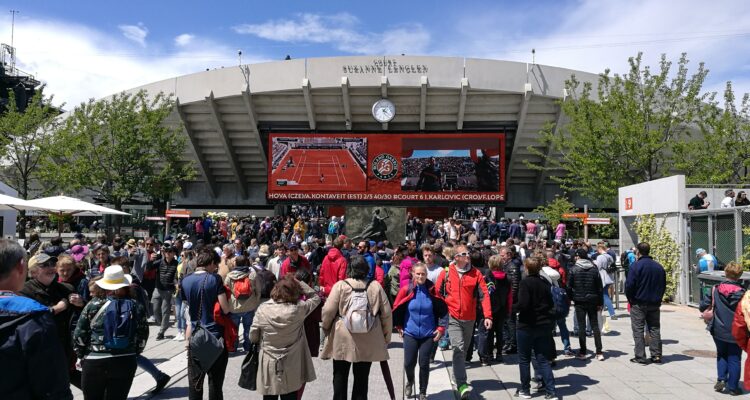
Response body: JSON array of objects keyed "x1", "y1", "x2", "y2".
[
  {"x1": 403, "y1": 335, "x2": 433, "y2": 395},
  {"x1": 81, "y1": 355, "x2": 137, "y2": 400},
  {"x1": 575, "y1": 304, "x2": 602, "y2": 354},
  {"x1": 333, "y1": 359, "x2": 372, "y2": 400},
  {"x1": 503, "y1": 312, "x2": 518, "y2": 348},
  {"x1": 486, "y1": 315, "x2": 506, "y2": 357},
  {"x1": 188, "y1": 346, "x2": 229, "y2": 400}
]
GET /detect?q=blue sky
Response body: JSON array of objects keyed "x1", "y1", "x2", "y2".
[{"x1": 1, "y1": 0, "x2": 749, "y2": 107}]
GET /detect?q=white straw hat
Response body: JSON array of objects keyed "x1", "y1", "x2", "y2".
[{"x1": 96, "y1": 265, "x2": 133, "y2": 290}]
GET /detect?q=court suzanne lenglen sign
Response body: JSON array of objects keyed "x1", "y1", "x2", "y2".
[{"x1": 266, "y1": 133, "x2": 506, "y2": 203}]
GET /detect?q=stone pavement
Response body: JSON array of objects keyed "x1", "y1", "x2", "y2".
[{"x1": 71, "y1": 301, "x2": 746, "y2": 399}]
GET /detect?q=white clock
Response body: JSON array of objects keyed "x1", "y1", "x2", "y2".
[{"x1": 372, "y1": 98, "x2": 396, "y2": 123}]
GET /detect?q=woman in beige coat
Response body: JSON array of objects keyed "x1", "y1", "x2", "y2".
[
  {"x1": 250, "y1": 274, "x2": 321, "y2": 400},
  {"x1": 321, "y1": 254, "x2": 393, "y2": 400}
]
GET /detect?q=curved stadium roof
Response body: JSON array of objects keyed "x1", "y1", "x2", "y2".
[{"x1": 125, "y1": 55, "x2": 600, "y2": 209}]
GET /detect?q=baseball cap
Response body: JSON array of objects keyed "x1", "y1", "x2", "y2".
[
  {"x1": 483, "y1": 239, "x2": 492, "y2": 247},
  {"x1": 183, "y1": 242, "x2": 193, "y2": 250},
  {"x1": 696, "y1": 248, "x2": 706, "y2": 256},
  {"x1": 29, "y1": 253, "x2": 57, "y2": 270}
]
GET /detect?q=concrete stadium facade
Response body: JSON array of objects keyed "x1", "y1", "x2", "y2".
[{"x1": 123, "y1": 55, "x2": 604, "y2": 211}]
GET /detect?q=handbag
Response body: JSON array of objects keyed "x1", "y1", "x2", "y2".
[
  {"x1": 189, "y1": 274, "x2": 225, "y2": 374},
  {"x1": 701, "y1": 287, "x2": 716, "y2": 324},
  {"x1": 238, "y1": 342, "x2": 260, "y2": 390}
]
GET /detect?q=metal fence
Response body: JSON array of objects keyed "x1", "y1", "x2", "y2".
[{"x1": 684, "y1": 206, "x2": 750, "y2": 304}]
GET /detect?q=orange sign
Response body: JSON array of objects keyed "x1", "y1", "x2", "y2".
[
  {"x1": 165, "y1": 209, "x2": 191, "y2": 218},
  {"x1": 562, "y1": 213, "x2": 588, "y2": 219},
  {"x1": 625, "y1": 197, "x2": 633, "y2": 210}
]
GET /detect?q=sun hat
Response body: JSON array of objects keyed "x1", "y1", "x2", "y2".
[
  {"x1": 70, "y1": 244, "x2": 89, "y2": 263},
  {"x1": 126, "y1": 238, "x2": 137, "y2": 248},
  {"x1": 696, "y1": 248, "x2": 706, "y2": 257},
  {"x1": 95, "y1": 265, "x2": 133, "y2": 290}
]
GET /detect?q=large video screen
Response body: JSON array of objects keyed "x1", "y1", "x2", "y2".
[{"x1": 267, "y1": 133, "x2": 505, "y2": 202}]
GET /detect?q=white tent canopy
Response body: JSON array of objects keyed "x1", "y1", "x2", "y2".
[
  {"x1": 25, "y1": 195, "x2": 130, "y2": 216},
  {"x1": 0, "y1": 193, "x2": 43, "y2": 211}
]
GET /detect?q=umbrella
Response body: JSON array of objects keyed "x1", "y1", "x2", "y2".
[
  {"x1": 0, "y1": 193, "x2": 42, "y2": 211},
  {"x1": 25, "y1": 195, "x2": 130, "y2": 234}
]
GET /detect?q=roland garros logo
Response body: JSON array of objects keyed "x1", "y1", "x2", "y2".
[{"x1": 372, "y1": 153, "x2": 399, "y2": 181}]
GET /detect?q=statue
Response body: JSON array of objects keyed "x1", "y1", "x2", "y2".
[{"x1": 353, "y1": 208, "x2": 390, "y2": 242}]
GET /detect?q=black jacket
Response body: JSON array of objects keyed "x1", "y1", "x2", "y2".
[
  {"x1": 567, "y1": 259, "x2": 603, "y2": 306},
  {"x1": 513, "y1": 274, "x2": 555, "y2": 329},
  {"x1": 503, "y1": 259, "x2": 522, "y2": 304},
  {"x1": 485, "y1": 269, "x2": 512, "y2": 318},
  {"x1": 155, "y1": 257, "x2": 178, "y2": 292},
  {"x1": 0, "y1": 293, "x2": 73, "y2": 400}
]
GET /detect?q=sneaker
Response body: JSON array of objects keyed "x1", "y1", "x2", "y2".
[
  {"x1": 458, "y1": 383, "x2": 472, "y2": 400},
  {"x1": 576, "y1": 352, "x2": 587, "y2": 360},
  {"x1": 514, "y1": 389, "x2": 532, "y2": 399},
  {"x1": 596, "y1": 353, "x2": 605, "y2": 361},
  {"x1": 173, "y1": 332, "x2": 185, "y2": 341},
  {"x1": 630, "y1": 357, "x2": 651, "y2": 365},
  {"x1": 544, "y1": 393, "x2": 557, "y2": 399},
  {"x1": 147, "y1": 316, "x2": 156, "y2": 324},
  {"x1": 155, "y1": 333, "x2": 165, "y2": 341},
  {"x1": 610, "y1": 314, "x2": 618, "y2": 320},
  {"x1": 563, "y1": 349, "x2": 575, "y2": 357},
  {"x1": 152, "y1": 373, "x2": 170, "y2": 394},
  {"x1": 714, "y1": 380, "x2": 726, "y2": 392},
  {"x1": 729, "y1": 388, "x2": 744, "y2": 396},
  {"x1": 650, "y1": 356, "x2": 662, "y2": 364},
  {"x1": 419, "y1": 395, "x2": 427, "y2": 400},
  {"x1": 533, "y1": 380, "x2": 544, "y2": 392},
  {"x1": 480, "y1": 357, "x2": 490, "y2": 366},
  {"x1": 405, "y1": 381, "x2": 414, "y2": 398}
]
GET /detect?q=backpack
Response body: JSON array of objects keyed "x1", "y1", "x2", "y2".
[
  {"x1": 605, "y1": 254, "x2": 618, "y2": 274},
  {"x1": 620, "y1": 252, "x2": 631, "y2": 271},
  {"x1": 232, "y1": 276, "x2": 252, "y2": 300},
  {"x1": 550, "y1": 285, "x2": 570, "y2": 319},
  {"x1": 342, "y1": 280, "x2": 375, "y2": 334},
  {"x1": 440, "y1": 265, "x2": 480, "y2": 299},
  {"x1": 94, "y1": 299, "x2": 137, "y2": 350}
]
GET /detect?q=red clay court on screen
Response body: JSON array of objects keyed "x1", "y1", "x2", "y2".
[{"x1": 269, "y1": 137, "x2": 367, "y2": 192}]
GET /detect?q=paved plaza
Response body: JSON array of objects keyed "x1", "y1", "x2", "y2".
[{"x1": 71, "y1": 300, "x2": 745, "y2": 399}]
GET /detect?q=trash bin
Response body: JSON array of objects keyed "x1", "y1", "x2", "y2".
[{"x1": 697, "y1": 271, "x2": 750, "y2": 303}]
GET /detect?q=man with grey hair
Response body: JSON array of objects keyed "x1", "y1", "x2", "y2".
[{"x1": 0, "y1": 239, "x2": 73, "y2": 399}]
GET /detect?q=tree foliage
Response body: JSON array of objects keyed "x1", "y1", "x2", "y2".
[
  {"x1": 0, "y1": 88, "x2": 59, "y2": 200},
  {"x1": 674, "y1": 82, "x2": 750, "y2": 184},
  {"x1": 633, "y1": 214, "x2": 680, "y2": 301},
  {"x1": 528, "y1": 53, "x2": 710, "y2": 204},
  {"x1": 532, "y1": 195, "x2": 575, "y2": 227},
  {"x1": 39, "y1": 90, "x2": 195, "y2": 213}
]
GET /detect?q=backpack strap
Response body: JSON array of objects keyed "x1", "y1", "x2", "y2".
[{"x1": 90, "y1": 300, "x2": 111, "y2": 329}]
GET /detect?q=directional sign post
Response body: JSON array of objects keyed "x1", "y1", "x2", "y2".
[{"x1": 584, "y1": 217, "x2": 611, "y2": 225}]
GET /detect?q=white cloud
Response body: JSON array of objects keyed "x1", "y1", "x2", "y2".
[
  {"x1": 0, "y1": 16, "x2": 266, "y2": 108},
  {"x1": 234, "y1": 13, "x2": 430, "y2": 55},
  {"x1": 441, "y1": 0, "x2": 750, "y2": 96},
  {"x1": 118, "y1": 23, "x2": 148, "y2": 47},
  {"x1": 174, "y1": 33, "x2": 194, "y2": 47}
]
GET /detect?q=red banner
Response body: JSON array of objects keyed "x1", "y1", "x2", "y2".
[{"x1": 267, "y1": 133, "x2": 506, "y2": 202}]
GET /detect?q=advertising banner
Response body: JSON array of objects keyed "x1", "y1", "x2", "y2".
[{"x1": 267, "y1": 133, "x2": 506, "y2": 202}]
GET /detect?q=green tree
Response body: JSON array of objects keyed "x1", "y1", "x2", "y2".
[
  {"x1": 39, "y1": 90, "x2": 195, "y2": 230},
  {"x1": 528, "y1": 53, "x2": 710, "y2": 204},
  {"x1": 532, "y1": 195, "x2": 575, "y2": 227},
  {"x1": 0, "y1": 88, "x2": 61, "y2": 238},
  {"x1": 632, "y1": 214, "x2": 680, "y2": 301},
  {"x1": 675, "y1": 82, "x2": 750, "y2": 184}
]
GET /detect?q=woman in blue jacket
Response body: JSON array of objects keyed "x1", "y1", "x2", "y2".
[
  {"x1": 392, "y1": 263, "x2": 448, "y2": 399},
  {"x1": 699, "y1": 261, "x2": 746, "y2": 395}
]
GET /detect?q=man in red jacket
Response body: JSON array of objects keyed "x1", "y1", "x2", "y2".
[
  {"x1": 279, "y1": 243, "x2": 311, "y2": 277},
  {"x1": 434, "y1": 244, "x2": 492, "y2": 400},
  {"x1": 318, "y1": 237, "x2": 348, "y2": 297}
]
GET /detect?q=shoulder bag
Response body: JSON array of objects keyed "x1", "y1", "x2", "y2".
[
  {"x1": 701, "y1": 286, "x2": 716, "y2": 324},
  {"x1": 189, "y1": 274, "x2": 225, "y2": 374},
  {"x1": 238, "y1": 341, "x2": 260, "y2": 390}
]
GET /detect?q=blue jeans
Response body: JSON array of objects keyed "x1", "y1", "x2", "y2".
[
  {"x1": 175, "y1": 300, "x2": 187, "y2": 332},
  {"x1": 136, "y1": 354, "x2": 163, "y2": 380},
  {"x1": 517, "y1": 328, "x2": 556, "y2": 396},
  {"x1": 556, "y1": 317, "x2": 571, "y2": 351},
  {"x1": 231, "y1": 311, "x2": 255, "y2": 352},
  {"x1": 603, "y1": 284, "x2": 615, "y2": 317},
  {"x1": 714, "y1": 337, "x2": 742, "y2": 391}
]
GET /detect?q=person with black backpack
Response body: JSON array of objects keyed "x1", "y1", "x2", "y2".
[{"x1": 73, "y1": 265, "x2": 149, "y2": 400}]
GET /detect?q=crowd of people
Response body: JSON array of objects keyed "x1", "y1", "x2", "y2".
[{"x1": 2, "y1": 209, "x2": 750, "y2": 400}]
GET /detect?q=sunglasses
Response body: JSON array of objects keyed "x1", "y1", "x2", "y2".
[{"x1": 455, "y1": 252, "x2": 470, "y2": 257}]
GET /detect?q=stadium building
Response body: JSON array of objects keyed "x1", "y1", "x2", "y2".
[{"x1": 121, "y1": 56, "x2": 605, "y2": 216}]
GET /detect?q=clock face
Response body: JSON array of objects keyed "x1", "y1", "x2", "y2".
[{"x1": 372, "y1": 99, "x2": 396, "y2": 123}]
